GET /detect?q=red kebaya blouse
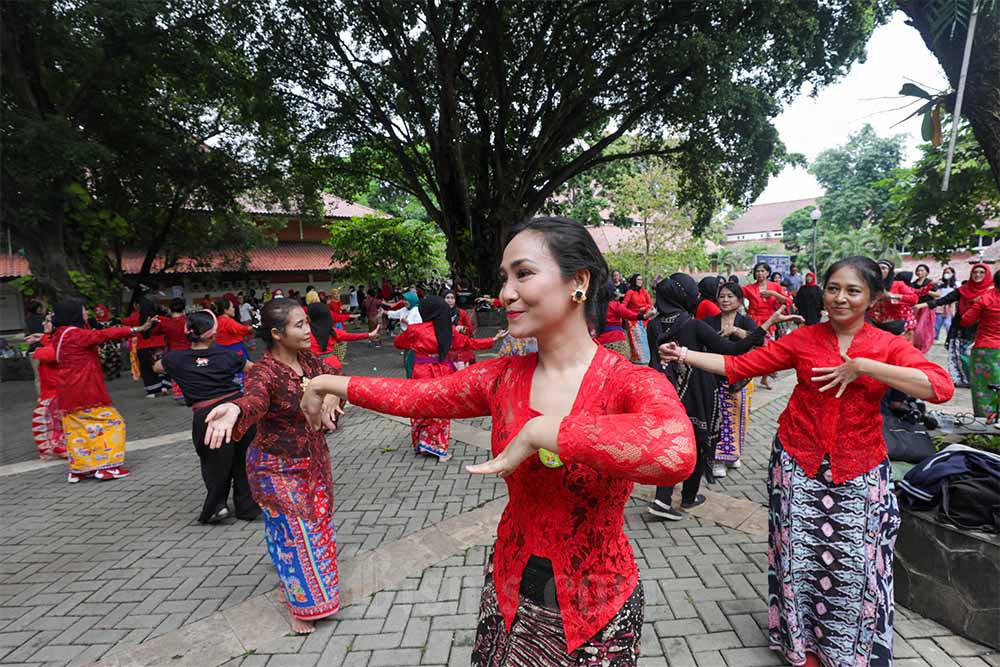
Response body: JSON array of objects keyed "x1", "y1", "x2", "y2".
[
  {"x1": 743, "y1": 281, "x2": 786, "y2": 327},
  {"x1": 122, "y1": 312, "x2": 166, "y2": 349},
  {"x1": 215, "y1": 315, "x2": 250, "y2": 346},
  {"x1": 695, "y1": 298, "x2": 722, "y2": 320},
  {"x1": 309, "y1": 329, "x2": 371, "y2": 371},
  {"x1": 347, "y1": 347, "x2": 696, "y2": 652},
  {"x1": 596, "y1": 300, "x2": 639, "y2": 344},
  {"x1": 31, "y1": 335, "x2": 59, "y2": 401},
  {"x1": 724, "y1": 322, "x2": 954, "y2": 483},
  {"x1": 869, "y1": 281, "x2": 928, "y2": 331},
  {"x1": 393, "y1": 321, "x2": 495, "y2": 379},
  {"x1": 50, "y1": 325, "x2": 134, "y2": 412},
  {"x1": 622, "y1": 288, "x2": 652, "y2": 315},
  {"x1": 157, "y1": 315, "x2": 191, "y2": 351},
  {"x1": 960, "y1": 288, "x2": 1000, "y2": 349}
]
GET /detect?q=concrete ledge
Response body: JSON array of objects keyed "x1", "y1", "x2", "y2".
[{"x1": 0, "y1": 429, "x2": 190, "y2": 477}]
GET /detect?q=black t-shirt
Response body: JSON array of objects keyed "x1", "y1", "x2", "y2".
[{"x1": 162, "y1": 347, "x2": 244, "y2": 406}]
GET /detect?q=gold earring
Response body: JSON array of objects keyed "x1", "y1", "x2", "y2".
[{"x1": 572, "y1": 289, "x2": 587, "y2": 303}]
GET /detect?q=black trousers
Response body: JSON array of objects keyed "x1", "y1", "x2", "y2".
[
  {"x1": 138, "y1": 347, "x2": 166, "y2": 395},
  {"x1": 191, "y1": 403, "x2": 259, "y2": 522},
  {"x1": 655, "y1": 453, "x2": 705, "y2": 506}
]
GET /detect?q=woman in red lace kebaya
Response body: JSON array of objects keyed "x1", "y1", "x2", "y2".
[
  {"x1": 204, "y1": 299, "x2": 344, "y2": 635},
  {"x1": 659, "y1": 256, "x2": 954, "y2": 667},
  {"x1": 301, "y1": 217, "x2": 697, "y2": 666},
  {"x1": 744, "y1": 261, "x2": 789, "y2": 389},
  {"x1": 393, "y1": 295, "x2": 505, "y2": 462},
  {"x1": 622, "y1": 273, "x2": 653, "y2": 363}
]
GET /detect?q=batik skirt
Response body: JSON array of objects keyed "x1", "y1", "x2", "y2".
[
  {"x1": 970, "y1": 347, "x2": 1000, "y2": 418},
  {"x1": 767, "y1": 438, "x2": 899, "y2": 667},
  {"x1": 63, "y1": 406, "x2": 126, "y2": 474},
  {"x1": 32, "y1": 397, "x2": 66, "y2": 459},
  {"x1": 946, "y1": 338, "x2": 973, "y2": 387},
  {"x1": 714, "y1": 382, "x2": 752, "y2": 464},
  {"x1": 602, "y1": 338, "x2": 632, "y2": 359},
  {"x1": 472, "y1": 556, "x2": 643, "y2": 667},
  {"x1": 412, "y1": 418, "x2": 451, "y2": 458},
  {"x1": 261, "y1": 481, "x2": 340, "y2": 621},
  {"x1": 625, "y1": 321, "x2": 650, "y2": 365}
]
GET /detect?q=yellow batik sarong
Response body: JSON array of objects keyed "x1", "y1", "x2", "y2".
[{"x1": 63, "y1": 406, "x2": 126, "y2": 473}]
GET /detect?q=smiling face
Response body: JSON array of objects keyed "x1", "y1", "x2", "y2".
[
  {"x1": 272, "y1": 306, "x2": 311, "y2": 352},
  {"x1": 916, "y1": 265, "x2": 928, "y2": 279},
  {"x1": 717, "y1": 286, "x2": 741, "y2": 314},
  {"x1": 634, "y1": 275, "x2": 643, "y2": 288},
  {"x1": 972, "y1": 266, "x2": 987, "y2": 283},
  {"x1": 823, "y1": 267, "x2": 873, "y2": 326},
  {"x1": 499, "y1": 230, "x2": 586, "y2": 338}
]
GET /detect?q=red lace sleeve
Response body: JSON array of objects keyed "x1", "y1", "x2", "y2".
[
  {"x1": 557, "y1": 365, "x2": 696, "y2": 486},
  {"x1": 724, "y1": 329, "x2": 799, "y2": 383},
  {"x1": 347, "y1": 358, "x2": 505, "y2": 419},
  {"x1": 886, "y1": 336, "x2": 955, "y2": 403},
  {"x1": 232, "y1": 362, "x2": 274, "y2": 440}
]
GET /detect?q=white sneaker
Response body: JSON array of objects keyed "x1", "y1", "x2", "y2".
[
  {"x1": 727, "y1": 460, "x2": 742, "y2": 469},
  {"x1": 712, "y1": 463, "x2": 727, "y2": 478}
]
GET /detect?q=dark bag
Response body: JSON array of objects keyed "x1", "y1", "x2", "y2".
[
  {"x1": 940, "y1": 474, "x2": 1000, "y2": 533},
  {"x1": 883, "y1": 411, "x2": 936, "y2": 463}
]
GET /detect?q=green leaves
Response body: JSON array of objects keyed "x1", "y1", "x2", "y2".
[{"x1": 324, "y1": 214, "x2": 447, "y2": 284}]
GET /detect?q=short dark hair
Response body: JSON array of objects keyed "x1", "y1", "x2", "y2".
[
  {"x1": 213, "y1": 299, "x2": 232, "y2": 315},
  {"x1": 753, "y1": 262, "x2": 771, "y2": 275},
  {"x1": 822, "y1": 256, "x2": 884, "y2": 301},
  {"x1": 718, "y1": 282, "x2": 744, "y2": 302},
  {"x1": 169, "y1": 298, "x2": 186, "y2": 313},
  {"x1": 259, "y1": 298, "x2": 301, "y2": 350},
  {"x1": 186, "y1": 310, "x2": 216, "y2": 342},
  {"x1": 508, "y1": 216, "x2": 609, "y2": 333}
]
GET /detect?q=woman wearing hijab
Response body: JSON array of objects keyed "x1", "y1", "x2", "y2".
[
  {"x1": 122, "y1": 297, "x2": 169, "y2": 397},
  {"x1": 52, "y1": 299, "x2": 158, "y2": 482},
  {"x1": 307, "y1": 302, "x2": 379, "y2": 372},
  {"x1": 793, "y1": 272, "x2": 824, "y2": 325},
  {"x1": 443, "y1": 289, "x2": 477, "y2": 370},
  {"x1": 694, "y1": 276, "x2": 723, "y2": 320},
  {"x1": 919, "y1": 263, "x2": 994, "y2": 387},
  {"x1": 645, "y1": 274, "x2": 800, "y2": 519},
  {"x1": 622, "y1": 274, "x2": 654, "y2": 363},
  {"x1": 391, "y1": 295, "x2": 505, "y2": 461},
  {"x1": 959, "y1": 270, "x2": 1000, "y2": 417}
]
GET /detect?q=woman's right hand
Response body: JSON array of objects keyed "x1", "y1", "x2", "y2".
[
  {"x1": 205, "y1": 403, "x2": 240, "y2": 449},
  {"x1": 658, "y1": 341, "x2": 683, "y2": 364},
  {"x1": 138, "y1": 317, "x2": 159, "y2": 332}
]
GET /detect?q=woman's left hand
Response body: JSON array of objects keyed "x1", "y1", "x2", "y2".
[
  {"x1": 320, "y1": 394, "x2": 344, "y2": 430},
  {"x1": 301, "y1": 387, "x2": 325, "y2": 430},
  {"x1": 493, "y1": 329, "x2": 509, "y2": 341},
  {"x1": 466, "y1": 418, "x2": 538, "y2": 478},
  {"x1": 367, "y1": 323, "x2": 381, "y2": 340},
  {"x1": 812, "y1": 352, "x2": 865, "y2": 398}
]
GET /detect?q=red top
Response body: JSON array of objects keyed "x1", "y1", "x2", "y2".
[
  {"x1": 380, "y1": 281, "x2": 393, "y2": 299},
  {"x1": 695, "y1": 299, "x2": 722, "y2": 320},
  {"x1": 232, "y1": 351, "x2": 331, "y2": 521},
  {"x1": 309, "y1": 329, "x2": 371, "y2": 371},
  {"x1": 348, "y1": 347, "x2": 696, "y2": 652},
  {"x1": 725, "y1": 322, "x2": 954, "y2": 483},
  {"x1": 215, "y1": 315, "x2": 250, "y2": 346},
  {"x1": 449, "y1": 309, "x2": 478, "y2": 363},
  {"x1": 744, "y1": 281, "x2": 785, "y2": 326},
  {"x1": 158, "y1": 315, "x2": 190, "y2": 351},
  {"x1": 122, "y1": 312, "x2": 165, "y2": 349},
  {"x1": 622, "y1": 288, "x2": 652, "y2": 315},
  {"x1": 31, "y1": 335, "x2": 59, "y2": 401},
  {"x1": 328, "y1": 301, "x2": 353, "y2": 323},
  {"x1": 960, "y1": 288, "x2": 1000, "y2": 349},
  {"x1": 596, "y1": 300, "x2": 639, "y2": 344},
  {"x1": 869, "y1": 281, "x2": 925, "y2": 331},
  {"x1": 51, "y1": 325, "x2": 134, "y2": 412},
  {"x1": 393, "y1": 321, "x2": 495, "y2": 379}
]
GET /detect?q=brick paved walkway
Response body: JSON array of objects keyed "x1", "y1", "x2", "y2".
[{"x1": 1, "y1": 346, "x2": 996, "y2": 666}]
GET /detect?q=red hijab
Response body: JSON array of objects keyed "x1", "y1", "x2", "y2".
[
  {"x1": 958, "y1": 263, "x2": 993, "y2": 310},
  {"x1": 805, "y1": 272, "x2": 817, "y2": 286}
]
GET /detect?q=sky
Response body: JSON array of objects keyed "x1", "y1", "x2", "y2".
[{"x1": 754, "y1": 11, "x2": 949, "y2": 205}]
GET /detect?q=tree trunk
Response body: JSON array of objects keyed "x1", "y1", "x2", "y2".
[
  {"x1": 899, "y1": 1, "x2": 1000, "y2": 189},
  {"x1": 12, "y1": 200, "x2": 82, "y2": 302}
]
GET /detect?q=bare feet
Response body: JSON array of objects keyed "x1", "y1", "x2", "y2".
[
  {"x1": 758, "y1": 376, "x2": 772, "y2": 390},
  {"x1": 438, "y1": 452, "x2": 453, "y2": 463},
  {"x1": 290, "y1": 614, "x2": 315, "y2": 634}
]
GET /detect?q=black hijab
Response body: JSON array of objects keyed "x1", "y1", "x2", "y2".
[
  {"x1": 895, "y1": 270, "x2": 914, "y2": 286},
  {"x1": 307, "y1": 302, "x2": 334, "y2": 351},
  {"x1": 418, "y1": 295, "x2": 453, "y2": 361},
  {"x1": 53, "y1": 299, "x2": 86, "y2": 329},
  {"x1": 441, "y1": 289, "x2": 460, "y2": 325},
  {"x1": 628, "y1": 273, "x2": 643, "y2": 292},
  {"x1": 697, "y1": 276, "x2": 723, "y2": 303}
]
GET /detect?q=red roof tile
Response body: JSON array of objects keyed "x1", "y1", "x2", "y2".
[
  {"x1": 0, "y1": 254, "x2": 29, "y2": 279},
  {"x1": 726, "y1": 198, "x2": 817, "y2": 236}
]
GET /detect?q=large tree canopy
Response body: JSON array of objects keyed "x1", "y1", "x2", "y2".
[
  {"x1": 1, "y1": 0, "x2": 317, "y2": 302},
  {"x1": 898, "y1": 0, "x2": 1000, "y2": 189},
  {"x1": 271, "y1": 0, "x2": 892, "y2": 289}
]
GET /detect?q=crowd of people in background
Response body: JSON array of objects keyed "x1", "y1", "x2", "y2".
[{"x1": 14, "y1": 213, "x2": 997, "y2": 665}]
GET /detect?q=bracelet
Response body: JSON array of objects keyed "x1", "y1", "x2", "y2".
[{"x1": 679, "y1": 346, "x2": 689, "y2": 363}]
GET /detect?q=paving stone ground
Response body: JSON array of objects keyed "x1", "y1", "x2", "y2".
[{"x1": 0, "y1": 336, "x2": 995, "y2": 667}]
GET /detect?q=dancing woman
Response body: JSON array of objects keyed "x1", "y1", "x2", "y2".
[
  {"x1": 300, "y1": 217, "x2": 696, "y2": 665},
  {"x1": 744, "y1": 262, "x2": 788, "y2": 389},
  {"x1": 958, "y1": 269, "x2": 1000, "y2": 418},
  {"x1": 204, "y1": 299, "x2": 345, "y2": 634},
  {"x1": 306, "y1": 302, "x2": 378, "y2": 372},
  {"x1": 155, "y1": 310, "x2": 259, "y2": 524},
  {"x1": 622, "y1": 273, "x2": 653, "y2": 363},
  {"x1": 659, "y1": 256, "x2": 953, "y2": 667}
]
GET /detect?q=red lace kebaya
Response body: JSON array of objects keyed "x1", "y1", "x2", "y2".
[{"x1": 347, "y1": 346, "x2": 696, "y2": 652}]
